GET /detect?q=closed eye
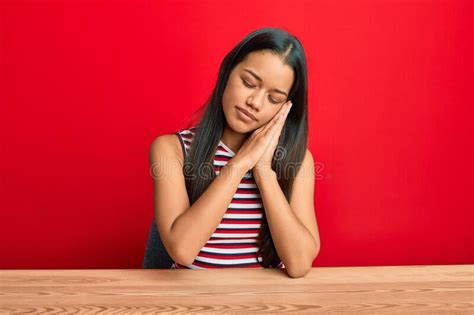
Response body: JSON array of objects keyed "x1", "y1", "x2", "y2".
[
  {"x1": 242, "y1": 79, "x2": 282, "y2": 104},
  {"x1": 242, "y1": 79, "x2": 255, "y2": 88}
]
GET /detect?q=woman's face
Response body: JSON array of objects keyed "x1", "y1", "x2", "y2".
[{"x1": 222, "y1": 50, "x2": 295, "y2": 133}]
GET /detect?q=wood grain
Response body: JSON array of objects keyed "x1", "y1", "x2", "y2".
[{"x1": 1, "y1": 265, "x2": 472, "y2": 314}]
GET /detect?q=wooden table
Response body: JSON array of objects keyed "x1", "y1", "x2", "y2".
[{"x1": 1, "y1": 265, "x2": 472, "y2": 314}]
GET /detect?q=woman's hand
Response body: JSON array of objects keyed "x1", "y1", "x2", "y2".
[
  {"x1": 230, "y1": 100, "x2": 292, "y2": 174},
  {"x1": 253, "y1": 100, "x2": 292, "y2": 180}
]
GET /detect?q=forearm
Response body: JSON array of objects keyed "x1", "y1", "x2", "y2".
[
  {"x1": 171, "y1": 160, "x2": 248, "y2": 265},
  {"x1": 255, "y1": 171, "x2": 318, "y2": 277}
]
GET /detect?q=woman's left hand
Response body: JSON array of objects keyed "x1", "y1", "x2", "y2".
[{"x1": 253, "y1": 100, "x2": 292, "y2": 180}]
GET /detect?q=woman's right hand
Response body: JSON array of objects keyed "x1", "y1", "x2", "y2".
[{"x1": 230, "y1": 100, "x2": 292, "y2": 173}]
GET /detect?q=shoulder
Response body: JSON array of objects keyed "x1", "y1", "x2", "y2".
[
  {"x1": 149, "y1": 133, "x2": 183, "y2": 165},
  {"x1": 302, "y1": 148, "x2": 314, "y2": 169},
  {"x1": 293, "y1": 148, "x2": 314, "y2": 183},
  {"x1": 304, "y1": 148, "x2": 313, "y2": 161}
]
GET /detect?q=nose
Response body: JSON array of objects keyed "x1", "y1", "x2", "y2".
[{"x1": 246, "y1": 90, "x2": 265, "y2": 111}]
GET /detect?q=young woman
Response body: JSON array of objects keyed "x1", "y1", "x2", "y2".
[{"x1": 149, "y1": 28, "x2": 320, "y2": 278}]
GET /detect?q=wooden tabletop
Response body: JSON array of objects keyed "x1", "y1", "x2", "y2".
[{"x1": 1, "y1": 264, "x2": 472, "y2": 314}]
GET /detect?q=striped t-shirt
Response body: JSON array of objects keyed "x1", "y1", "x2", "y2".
[{"x1": 170, "y1": 127, "x2": 285, "y2": 270}]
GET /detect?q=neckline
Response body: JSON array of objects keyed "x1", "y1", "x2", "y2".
[
  {"x1": 218, "y1": 140, "x2": 236, "y2": 156},
  {"x1": 185, "y1": 127, "x2": 236, "y2": 156}
]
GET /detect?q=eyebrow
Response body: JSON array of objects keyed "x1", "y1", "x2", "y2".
[{"x1": 243, "y1": 68, "x2": 289, "y2": 97}]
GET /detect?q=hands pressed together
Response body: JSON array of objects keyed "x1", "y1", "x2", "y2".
[{"x1": 231, "y1": 100, "x2": 293, "y2": 180}]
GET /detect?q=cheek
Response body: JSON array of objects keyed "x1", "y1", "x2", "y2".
[
  {"x1": 222, "y1": 89, "x2": 230, "y2": 109},
  {"x1": 258, "y1": 113, "x2": 276, "y2": 127},
  {"x1": 267, "y1": 109, "x2": 280, "y2": 121},
  {"x1": 226, "y1": 79, "x2": 249, "y2": 100},
  {"x1": 222, "y1": 86, "x2": 235, "y2": 111},
  {"x1": 223, "y1": 82, "x2": 236, "y2": 104}
]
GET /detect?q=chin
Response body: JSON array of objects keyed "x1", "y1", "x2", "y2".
[
  {"x1": 229, "y1": 121, "x2": 249, "y2": 133},
  {"x1": 227, "y1": 119, "x2": 255, "y2": 134}
]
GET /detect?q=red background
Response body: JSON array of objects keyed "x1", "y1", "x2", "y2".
[{"x1": 0, "y1": 0, "x2": 472, "y2": 269}]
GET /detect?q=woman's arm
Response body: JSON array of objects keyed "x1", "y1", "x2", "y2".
[
  {"x1": 254, "y1": 149, "x2": 320, "y2": 278},
  {"x1": 149, "y1": 135, "x2": 248, "y2": 266}
]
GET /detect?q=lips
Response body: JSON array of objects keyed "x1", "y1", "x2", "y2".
[{"x1": 236, "y1": 107, "x2": 256, "y2": 121}]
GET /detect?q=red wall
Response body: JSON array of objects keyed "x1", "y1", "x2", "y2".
[{"x1": 1, "y1": 0, "x2": 472, "y2": 269}]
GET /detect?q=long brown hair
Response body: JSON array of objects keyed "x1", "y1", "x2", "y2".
[{"x1": 181, "y1": 27, "x2": 309, "y2": 267}]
